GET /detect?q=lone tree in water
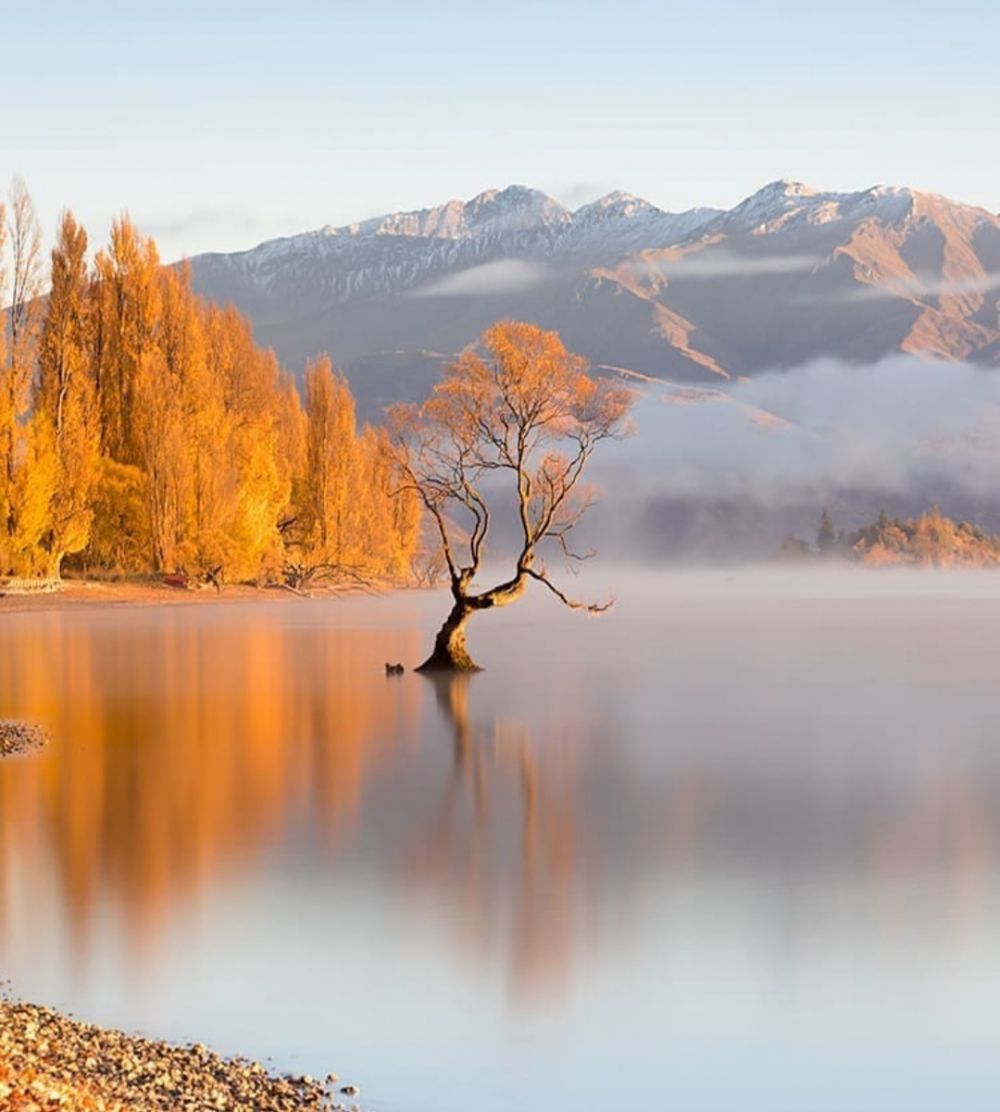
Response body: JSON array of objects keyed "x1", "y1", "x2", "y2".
[{"x1": 390, "y1": 320, "x2": 634, "y2": 672}]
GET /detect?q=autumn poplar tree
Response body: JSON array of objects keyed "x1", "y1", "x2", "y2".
[
  {"x1": 0, "y1": 179, "x2": 56, "y2": 576},
  {"x1": 390, "y1": 321, "x2": 633, "y2": 671},
  {"x1": 37, "y1": 211, "x2": 100, "y2": 574},
  {"x1": 356, "y1": 425, "x2": 421, "y2": 577},
  {"x1": 294, "y1": 356, "x2": 420, "y2": 583},
  {"x1": 303, "y1": 355, "x2": 358, "y2": 568},
  {"x1": 204, "y1": 304, "x2": 289, "y2": 580},
  {"x1": 93, "y1": 217, "x2": 162, "y2": 464}
]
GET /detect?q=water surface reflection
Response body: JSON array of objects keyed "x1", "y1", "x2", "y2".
[{"x1": 1, "y1": 577, "x2": 1000, "y2": 1111}]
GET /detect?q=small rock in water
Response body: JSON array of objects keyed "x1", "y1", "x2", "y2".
[
  {"x1": 0, "y1": 720, "x2": 50, "y2": 758},
  {"x1": 341, "y1": 1083, "x2": 360, "y2": 1095}
]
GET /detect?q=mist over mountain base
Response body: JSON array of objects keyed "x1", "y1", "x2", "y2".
[{"x1": 563, "y1": 356, "x2": 1000, "y2": 560}]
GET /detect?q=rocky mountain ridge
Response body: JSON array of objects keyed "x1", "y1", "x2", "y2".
[{"x1": 188, "y1": 179, "x2": 1000, "y2": 412}]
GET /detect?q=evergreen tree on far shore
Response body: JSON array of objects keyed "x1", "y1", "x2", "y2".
[{"x1": 816, "y1": 508, "x2": 835, "y2": 555}]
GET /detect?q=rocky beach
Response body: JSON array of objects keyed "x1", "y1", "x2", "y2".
[{"x1": 0, "y1": 1000, "x2": 359, "y2": 1111}]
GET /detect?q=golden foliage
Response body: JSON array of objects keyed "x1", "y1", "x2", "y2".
[
  {"x1": 0, "y1": 182, "x2": 56, "y2": 576},
  {"x1": 85, "y1": 458, "x2": 150, "y2": 573},
  {"x1": 287, "y1": 355, "x2": 421, "y2": 581},
  {"x1": 303, "y1": 355, "x2": 358, "y2": 565},
  {"x1": 783, "y1": 508, "x2": 1000, "y2": 568},
  {"x1": 389, "y1": 320, "x2": 634, "y2": 670},
  {"x1": 1, "y1": 190, "x2": 630, "y2": 594},
  {"x1": 0, "y1": 182, "x2": 422, "y2": 586},
  {"x1": 0, "y1": 415, "x2": 58, "y2": 576},
  {"x1": 37, "y1": 212, "x2": 101, "y2": 574},
  {"x1": 852, "y1": 507, "x2": 1000, "y2": 568}
]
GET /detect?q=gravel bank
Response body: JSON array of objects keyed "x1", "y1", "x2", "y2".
[
  {"x1": 0, "y1": 720, "x2": 49, "y2": 757},
  {"x1": 0, "y1": 1001, "x2": 359, "y2": 1111}
]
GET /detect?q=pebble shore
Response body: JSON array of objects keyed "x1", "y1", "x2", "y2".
[
  {"x1": 0, "y1": 1001, "x2": 359, "y2": 1111},
  {"x1": 0, "y1": 720, "x2": 50, "y2": 757}
]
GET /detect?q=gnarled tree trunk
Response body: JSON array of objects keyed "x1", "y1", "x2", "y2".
[
  {"x1": 416, "y1": 596, "x2": 479, "y2": 672},
  {"x1": 416, "y1": 570, "x2": 532, "y2": 672}
]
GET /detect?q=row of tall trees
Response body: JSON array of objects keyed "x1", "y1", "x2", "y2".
[{"x1": 0, "y1": 182, "x2": 420, "y2": 584}]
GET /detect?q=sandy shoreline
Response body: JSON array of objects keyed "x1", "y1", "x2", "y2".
[
  {"x1": 0, "y1": 1000, "x2": 361, "y2": 1111},
  {"x1": 0, "y1": 578, "x2": 385, "y2": 613}
]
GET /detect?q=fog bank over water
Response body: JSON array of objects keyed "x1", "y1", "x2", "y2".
[
  {"x1": 470, "y1": 564, "x2": 1000, "y2": 614},
  {"x1": 580, "y1": 357, "x2": 1000, "y2": 558}
]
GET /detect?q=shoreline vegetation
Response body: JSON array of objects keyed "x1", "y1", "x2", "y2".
[
  {"x1": 5, "y1": 509, "x2": 1000, "y2": 618},
  {"x1": 778, "y1": 507, "x2": 1000, "y2": 568},
  {"x1": 0, "y1": 574, "x2": 404, "y2": 612},
  {"x1": 0, "y1": 184, "x2": 421, "y2": 594},
  {"x1": 0, "y1": 999, "x2": 357, "y2": 1111}
]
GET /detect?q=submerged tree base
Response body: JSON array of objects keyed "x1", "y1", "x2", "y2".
[
  {"x1": 414, "y1": 651, "x2": 483, "y2": 673},
  {"x1": 415, "y1": 604, "x2": 482, "y2": 672}
]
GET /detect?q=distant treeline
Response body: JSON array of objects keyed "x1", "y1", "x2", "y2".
[
  {"x1": 779, "y1": 507, "x2": 1000, "y2": 567},
  {"x1": 0, "y1": 181, "x2": 420, "y2": 585}
]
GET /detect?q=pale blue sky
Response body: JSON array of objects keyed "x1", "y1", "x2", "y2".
[{"x1": 3, "y1": 0, "x2": 998, "y2": 260}]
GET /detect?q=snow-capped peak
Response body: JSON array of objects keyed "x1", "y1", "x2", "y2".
[
  {"x1": 462, "y1": 185, "x2": 570, "y2": 233},
  {"x1": 575, "y1": 191, "x2": 661, "y2": 220},
  {"x1": 720, "y1": 179, "x2": 826, "y2": 227},
  {"x1": 200, "y1": 178, "x2": 997, "y2": 315},
  {"x1": 714, "y1": 179, "x2": 924, "y2": 234},
  {"x1": 768, "y1": 179, "x2": 820, "y2": 197}
]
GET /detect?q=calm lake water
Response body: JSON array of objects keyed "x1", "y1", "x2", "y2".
[{"x1": 3, "y1": 569, "x2": 1000, "y2": 1111}]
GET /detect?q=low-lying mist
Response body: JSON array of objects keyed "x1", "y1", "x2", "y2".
[{"x1": 580, "y1": 355, "x2": 1000, "y2": 559}]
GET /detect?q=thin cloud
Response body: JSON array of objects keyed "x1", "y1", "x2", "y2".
[
  {"x1": 627, "y1": 250, "x2": 822, "y2": 281},
  {"x1": 409, "y1": 259, "x2": 552, "y2": 298},
  {"x1": 552, "y1": 181, "x2": 617, "y2": 209},
  {"x1": 594, "y1": 356, "x2": 1000, "y2": 507},
  {"x1": 798, "y1": 271, "x2": 1000, "y2": 305},
  {"x1": 138, "y1": 206, "x2": 301, "y2": 260}
]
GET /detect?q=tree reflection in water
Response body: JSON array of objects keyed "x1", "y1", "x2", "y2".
[{"x1": 3, "y1": 598, "x2": 1000, "y2": 1018}]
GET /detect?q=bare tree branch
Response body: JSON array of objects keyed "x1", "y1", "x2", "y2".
[{"x1": 524, "y1": 566, "x2": 614, "y2": 613}]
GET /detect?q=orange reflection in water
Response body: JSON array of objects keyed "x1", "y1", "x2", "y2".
[
  {"x1": 0, "y1": 606, "x2": 423, "y2": 958},
  {"x1": 4, "y1": 596, "x2": 1000, "y2": 1016},
  {"x1": 0, "y1": 604, "x2": 602, "y2": 1005}
]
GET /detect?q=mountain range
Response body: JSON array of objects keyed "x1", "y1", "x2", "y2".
[{"x1": 189, "y1": 180, "x2": 1000, "y2": 419}]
